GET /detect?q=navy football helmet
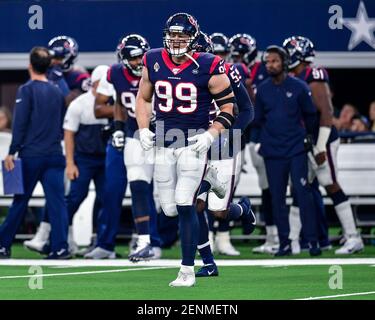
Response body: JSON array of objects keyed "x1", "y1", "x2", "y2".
[
  {"x1": 117, "y1": 34, "x2": 150, "y2": 77},
  {"x1": 163, "y1": 12, "x2": 200, "y2": 57},
  {"x1": 210, "y1": 33, "x2": 230, "y2": 55},
  {"x1": 283, "y1": 36, "x2": 315, "y2": 69},
  {"x1": 229, "y1": 33, "x2": 257, "y2": 66},
  {"x1": 48, "y1": 35, "x2": 78, "y2": 71},
  {"x1": 195, "y1": 32, "x2": 213, "y2": 53}
]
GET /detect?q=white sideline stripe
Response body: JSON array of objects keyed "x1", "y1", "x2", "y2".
[
  {"x1": 0, "y1": 258, "x2": 374, "y2": 267},
  {"x1": 296, "y1": 291, "x2": 375, "y2": 300},
  {"x1": 0, "y1": 266, "x2": 174, "y2": 280}
]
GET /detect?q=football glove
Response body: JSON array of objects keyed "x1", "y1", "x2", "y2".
[
  {"x1": 112, "y1": 130, "x2": 125, "y2": 150},
  {"x1": 139, "y1": 128, "x2": 155, "y2": 151},
  {"x1": 187, "y1": 131, "x2": 215, "y2": 154}
]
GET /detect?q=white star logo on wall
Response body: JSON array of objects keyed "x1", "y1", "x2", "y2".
[{"x1": 341, "y1": 1, "x2": 375, "y2": 50}]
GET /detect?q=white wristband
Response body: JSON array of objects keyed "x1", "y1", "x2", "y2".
[{"x1": 316, "y1": 126, "x2": 331, "y2": 152}]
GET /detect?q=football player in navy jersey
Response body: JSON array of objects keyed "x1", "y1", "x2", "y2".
[
  {"x1": 103, "y1": 34, "x2": 161, "y2": 262},
  {"x1": 284, "y1": 36, "x2": 364, "y2": 254},
  {"x1": 193, "y1": 32, "x2": 254, "y2": 257},
  {"x1": 136, "y1": 13, "x2": 235, "y2": 287},
  {"x1": 193, "y1": 32, "x2": 256, "y2": 277},
  {"x1": 47, "y1": 36, "x2": 91, "y2": 105}
]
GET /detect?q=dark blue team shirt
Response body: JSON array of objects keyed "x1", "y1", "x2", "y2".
[
  {"x1": 254, "y1": 75, "x2": 317, "y2": 159},
  {"x1": 297, "y1": 66, "x2": 339, "y2": 144},
  {"x1": 107, "y1": 63, "x2": 140, "y2": 138},
  {"x1": 249, "y1": 61, "x2": 269, "y2": 143},
  {"x1": 232, "y1": 62, "x2": 250, "y2": 85},
  {"x1": 210, "y1": 62, "x2": 254, "y2": 159},
  {"x1": 64, "y1": 69, "x2": 91, "y2": 92},
  {"x1": 9, "y1": 80, "x2": 65, "y2": 157},
  {"x1": 250, "y1": 61, "x2": 269, "y2": 91},
  {"x1": 145, "y1": 48, "x2": 226, "y2": 148}
]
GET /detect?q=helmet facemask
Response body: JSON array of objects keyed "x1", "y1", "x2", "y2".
[{"x1": 164, "y1": 30, "x2": 195, "y2": 57}]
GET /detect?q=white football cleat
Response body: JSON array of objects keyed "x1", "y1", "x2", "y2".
[
  {"x1": 68, "y1": 226, "x2": 79, "y2": 256},
  {"x1": 291, "y1": 239, "x2": 301, "y2": 255},
  {"x1": 252, "y1": 240, "x2": 279, "y2": 254},
  {"x1": 215, "y1": 231, "x2": 240, "y2": 256},
  {"x1": 23, "y1": 222, "x2": 51, "y2": 253},
  {"x1": 169, "y1": 269, "x2": 196, "y2": 287},
  {"x1": 150, "y1": 246, "x2": 162, "y2": 260},
  {"x1": 204, "y1": 166, "x2": 226, "y2": 199},
  {"x1": 335, "y1": 236, "x2": 364, "y2": 255},
  {"x1": 84, "y1": 247, "x2": 116, "y2": 259}
]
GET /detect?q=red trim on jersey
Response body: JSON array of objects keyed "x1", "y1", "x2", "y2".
[
  {"x1": 122, "y1": 66, "x2": 141, "y2": 84},
  {"x1": 106, "y1": 68, "x2": 112, "y2": 83},
  {"x1": 75, "y1": 73, "x2": 90, "y2": 83},
  {"x1": 250, "y1": 61, "x2": 261, "y2": 80},
  {"x1": 209, "y1": 55, "x2": 222, "y2": 74},
  {"x1": 224, "y1": 62, "x2": 232, "y2": 75},
  {"x1": 161, "y1": 49, "x2": 200, "y2": 75},
  {"x1": 304, "y1": 67, "x2": 312, "y2": 81},
  {"x1": 240, "y1": 63, "x2": 250, "y2": 78},
  {"x1": 143, "y1": 54, "x2": 147, "y2": 68}
]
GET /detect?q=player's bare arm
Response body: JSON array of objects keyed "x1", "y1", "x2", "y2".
[
  {"x1": 94, "y1": 93, "x2": 113, "y2": 119},
  {"x1": 135, "y1": 67, "x2": 154, "y2": 129},
  {"x1": 64, "y1": 129, "x2": 79, "y2": 180},
  {"x1": 309, "y1": 81, "x2": 333, "y2": 165},
  {"x1": 135, "y1": 66, "x2": 155, "y2": 151}
]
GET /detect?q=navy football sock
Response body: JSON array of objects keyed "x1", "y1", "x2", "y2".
[
  {"x1": 136, "y1": 220, "x2": 149, "y2": 235},
  {"x1": 130, "y1": 181, "x2": 151, "y2": 235},
  {"x1": 177, "y1": 205, "x2": 199, "y2": 266},
  {"x1": 228, "y1": 203, "x2": 243, "y2": 220},
  {"x1": 197, "y1": 211, "x2": 214, "y2": 265},
  {"x1": 218, "y1": 219, "x2": 230, "y2": 232}
]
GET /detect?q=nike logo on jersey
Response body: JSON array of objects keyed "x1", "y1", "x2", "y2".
[
  {"x1": 53, "y1": 70, "x2": 63, "y2": 77},
  {"x1": 16, "y1": 99, "x2": 22, "y2": 103},
  {"x1": 286, "y1": 92, "x2": 293, "y2": 98}
]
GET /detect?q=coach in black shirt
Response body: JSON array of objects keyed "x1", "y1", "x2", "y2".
[{"x1": 0, "y1": 47, "x2": 70, "y2": 259}]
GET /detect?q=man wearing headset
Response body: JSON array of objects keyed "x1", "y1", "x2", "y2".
[{"x1": 253, "y1": 45, "x2": 320, "y2": 256}]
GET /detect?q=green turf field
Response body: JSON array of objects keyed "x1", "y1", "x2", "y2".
[
  {"x1": 0, "y1": 264, "x2": 374, "y2": 300},
  {"x1": 0, "y1": 241, "x2": 374, "y2": 300}
]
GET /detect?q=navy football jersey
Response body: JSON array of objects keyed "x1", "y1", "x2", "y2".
[
  {"x1": 297, "y1": 66, "x2": 339, "y2": 144},
  {"x1": 250, "y1": 61, "x2": 268, "y2": 93},
  {"x1": 249, "y1": 61, "x2": 269, "y2": 143},
  {"x1": 144, "y1": 48, "x2": 226, "y2": 147},
  {"x1": 209, "y1": 62, "x2": 245, "y2": 121},
  {"x1": 107, "y1": 63, "x2": 141, "y2": 138},
  {"x1": 232, "y1": 62, "x2": 250, "y2": 86},
  {"x1": 210, "y1": 62, "x2": 254, "y2": 159},
  {"x1": 64, "y1": 68, "x2": 91, "y2": 92}
]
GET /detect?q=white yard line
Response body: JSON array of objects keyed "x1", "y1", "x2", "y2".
[
  {"x1": 0, "y1": 266, "x2": 174, "y2": 280},
  {"x1": 296, "y1": 291, "x2": 375, "y2": 300},
  {"x1": 0, "y1": 258, "x2": 374, "y2": 267}
]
